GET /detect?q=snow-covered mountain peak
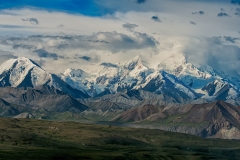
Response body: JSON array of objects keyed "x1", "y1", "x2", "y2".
[
  {"x1": 155, "y1": 53, "x2": 217, "y2": 89},
  {"x1": 97, "y1": 66, "x2": 118, "y2": 79},
  {"x1": 61, "y1": 68, "x2": 95, "y2": 96},
  {"x1": 17, "y1": 57, "x2": 35, "y2": 63},
  {"x1": 97, "y1": 55, "x2": 149, "y2": 80},
  {"x1": 123, "y1": 55, "x2": 146, "y2": 71},
  {"x1": 156, "y1": 53, "x2": 187, "y2": 71},
  {"x1": 0, "y1": 58, "x2": 17, "y2": 74},
  {"x1": 63, "y1": 68, "x2": 86, "y2": 78},
  {"x1": 0, "y1": 57, "x2": 51, "y2": 87},
  {"x1": 201, "y1": 79, "x2": 239, "y2": 100},
  {"x1": 15, "y1": 57, "x2": 38, "y2": 69},
  {"x1": 156, "y1": 53, "x2": 216, "y2": 78},
  {"x1": 0, "y1": 55, "x2": 237, "y2": 101},
  {"x1": 0, "y1": 57, "x2": 89, "y2": 98},
  {"x1": 0, "y1": 57, "x2": 37, "y2": 73}
]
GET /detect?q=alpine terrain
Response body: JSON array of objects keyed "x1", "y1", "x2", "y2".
[{"x1": 0, "y1": 56, "x2": 240, "y2": 139}]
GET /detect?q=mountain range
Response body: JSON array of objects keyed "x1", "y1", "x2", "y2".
[
  {"x1": 1, "y1": 55, "x2": 239, "y2": 102},
  {"x1": 0, "y1": 56, "x2": 240, "y2": 139},
  {"x1": 61, "y1": 53, "x2": 240, "y2": 102}
]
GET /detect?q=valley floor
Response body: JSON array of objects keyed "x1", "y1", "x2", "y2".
[{"x1": 0, "y1": 118, "x2": 240, "y2": 160}]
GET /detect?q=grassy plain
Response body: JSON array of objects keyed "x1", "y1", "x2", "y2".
[{"x1": 0, "y1": 118, "x2": 239, "y2": 160}]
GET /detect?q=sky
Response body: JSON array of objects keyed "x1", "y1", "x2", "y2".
[{"x1": 0, "y1": 0, "x2": 240, "y2": 74}]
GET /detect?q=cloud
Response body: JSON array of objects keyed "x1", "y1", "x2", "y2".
[
  {"x1": 199, "y1": 11, "x2": 204, "y2": 15},
  {"x1": 0, "y1": 4, "x2": 239, "y2": 75},
  {"x1": 86, "y1": 32, "x2": 158, "y2": 53},
  {"x1": 0, "y1": 32, "x2": 158, "y2": 68},
  {"x1": 224, "y1": 36, "x2": 240, "y2": 43},
  {"x1": 136, "y1": 0, "x2": 147, "y2": 4},
  {"x1": 33, "y1": 49, "x2": 63, "y2": 60},
  {"x1": 0, "y1": 37, "x2": 37, "y2": 50},
  {"x1": 211, "y1": 36, "x2": 222, "y2": 45},
  {"x1": 0, "y1": 10, "x2": 19, "y2": 16},
  {"x1": 76, "y1": 54, "x2": 100, "y2": 63},
  {"x1": 217, "y1": 12, "x2": 230, "y2": 17},
  {"x1": 100, "y1": 62, "x2": 118, "y2": 68},
  {"x1": 235, "y1": 8, "x2": 240, "y2": 16},
  {"x1": 211, "y1": 36, "x2": 240, "y2": 44},
  {"x1": 33, "y1": 59, "x2": 46, "y2": 67},
  {"x1": 151, "y1": 15, "x2": 161, "y2": 22},
  {"x1": 0, "y1": 50, "x2": 18, "y2": 64},
  {"x1": 0, "y1": 24, "x2": 29, "y2": 29},
  {"x1": 192, "y1": 11, "x2": 204, "y2": 15},
  {"x1": 80, "y1": 56, "x2": 91, "y2": 61},
  {"x1": 122, "y1": 23, "x2": 138, "y2": 31},
  {"x1": 57, "y1": 24, "x2": 64, "y2": 28},
  {"x1": 189, "y1": 21, "x2": 197, "y2": 25},
  {"x1": 46, "y1": 32, "x2": 158, "y2": 53},
  {"x1": 13, "y1": 44, "x2": 35, "y2": 50},
  {"x1": 184, "y1": 37, "x2": 240, "y2": 73},
  {"x1": 22, "y1": 18, "x2": 39, "y2": 25}
]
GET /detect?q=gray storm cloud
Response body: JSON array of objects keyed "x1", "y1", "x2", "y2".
[
  {"x1": 80, "y1": 56, "x2": 91, "y2": 61},
  {"x1": 33, "y1": 49, "x2": 63, "y2": 60},
  {"x1": 184, "y1": 37, "x2": 240, "y2": 74},
  {"x1": 217, "y1": 12, "x2": 230, "y2": 17},
  {"x1": 211, "y1": 36, "x2": 240, "y2": 44},
  {"x1": 189, "y1": 21, "x2": 197, "y2": 25},
  {"x1": 0, "y1": 25, "x2": 30, "y2": 29},
  {"x1": 100, "y1": 62, "x2": 118, "y2": 68},
  {"x1": 122, "y1": 23, "x2": 138, "y2": 31},
  {"x1": 151, "y1": 16, "x2": 161, "y2": 22},
  {"x1": 0, "y1": 50, "x2": 18, "y2": 64},
  {"x1": 235, "y1": 8, "x2": 240, "y2": 16},
  {"x1": 22, "y1": 18, "x2": 39, "y2": 25},
  {"x1": 0, "y1": 32, "x2": 158, "y2": 54},
  {"x1": 192, "y1": 11, "x2": 204, "y2": 15}
]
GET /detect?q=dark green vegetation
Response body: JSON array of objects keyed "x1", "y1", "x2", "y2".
[{"x1": 0, "y1": 118, "x2": 240, "y2": 160}]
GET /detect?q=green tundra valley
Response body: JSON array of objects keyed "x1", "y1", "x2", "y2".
[{"x1": 0, "y1": 118, "x2": 240, "y2": 160}]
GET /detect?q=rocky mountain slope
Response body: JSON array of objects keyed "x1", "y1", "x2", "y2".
[
  {"x1": 0, "y1": 86, "x2": 88, "y2": 116},
  {"x1": 0, "y1": 98, "x2": 23, "y2": 117},
  {"x1": 113, "y1": 101, "x2": 240, "y2": 139},
  {"x1": 113, "y1": 104, "x2": 165, "y2": 122}
]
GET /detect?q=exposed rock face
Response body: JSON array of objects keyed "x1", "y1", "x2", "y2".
[
  {"x1": 0, "y1": 86, "x2": 88, "y2": 114},
  {"x1": 113, "y1": 104, "x2": 165, "y2": 122},
  {"x1": 0, "y1": 98, "x2": 22, "y2": 117},
  {"x1": 114, "y1": 101, "x2": 240, "y2": 139},
  {"x1": 87, "y1": 89, "x2": 191, "y2": 108},
  {"x1": 38, "y1": 115, "x2": 51, "y2": 120},
  {"x1": 202, "y1": 80, "x2": 239, "y2": 100},
  {"x1": 86, "y1": 100, "x2": 132, "y2": 112},
  {"x1": 215, "y1": 127, "x2": 240, "y2": 139},
  {"x1": 14, "y1": 113, "x2": 35, "y2": 119}
]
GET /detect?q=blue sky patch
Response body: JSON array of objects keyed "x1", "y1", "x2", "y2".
[{"x1": 0, "y1": 0, "x2": 111, "y2": 16}]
